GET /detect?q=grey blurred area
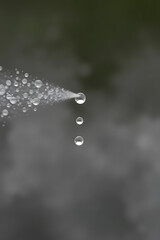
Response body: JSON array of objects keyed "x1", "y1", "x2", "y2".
[{"x1": 0, "y1": 0, "x2": 160, "y2": 239}]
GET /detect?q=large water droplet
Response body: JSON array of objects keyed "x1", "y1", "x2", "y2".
[
  {"x1": 76, "y1": 117, "x2": 84, "y2": 125},
  {"x1": 74, "y1": 136, "x2": 84, "y2": 146},
  {"x1": 35, "y1": 80, "x2": 42, "y2": 88},
  {"x1": 75, "y1": 92, "x2": 86, "y2": 104},
  {"x1": 0, "y1": 84, "x2": 6, "y2": 95}
]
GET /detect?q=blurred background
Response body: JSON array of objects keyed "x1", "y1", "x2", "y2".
[{"x1": 0, "y1": 0, "x2": 160, "y2": 239}]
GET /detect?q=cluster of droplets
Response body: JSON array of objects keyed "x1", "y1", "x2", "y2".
[
  {"x1": 0, "y1": 66, "x2": 79, "y2": 122},
  {"x1": 74, "y1": 93, "x2": 86, "y2": 146}
]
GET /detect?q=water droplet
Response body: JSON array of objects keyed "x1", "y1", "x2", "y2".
[
  {"x1": 32, "y1": 98, "x2": 40, "y2": 106},
  {"x1": 2, "y1": 109, "x2": 8, "y2": 116},
  {"x1": 7, "y1": 103, "x2": 11, "y2": 108},
  {"x1": 34, "y1": 107, "x2": 37, "y2": 111},
  {"x1": 6, "y1": 80, "x2": 11, "y2": 86},
  {"x1": 75, "y1": 92, "x2": 86, "y2": 104},
  {"x1": 23, "y1": 93, "x2": 28, "y2": 98},
  {"x1": 10, "y1": 97, "x2": 17, "y2": 104},
  {"x1": 29, "y1": 90, "x2": 34, "y2": 95},
  {"x1": 38, "y1": 93, "x2": 43, "y2": 99},
  {"x1": 35, "y1": 80, "x2": 42, "y2": 88},
  {"x1": 76, "y1": 117, "x2": 84, "y2": 125},
  {"x1": 14, "y1": 81, "x2": 18, "y2": 87},
  {"x1": 74, "y1": 136, "x2": 84, "y2": 146},
  {"x1": 22, "y1": 107, "x2": 27, "y2": 113},
  {"x1": 22, "y1": 78, "x2": 27, "y2": 84},
  {"x1": 0, "y1": 66, "x2": 3, "y2": 71},
  {"x1": 24, "y1": 73, "x2": 29, "y2": 77},
  {"x1": 0, "y1": 84, "x2": 6, "y2": 95}
]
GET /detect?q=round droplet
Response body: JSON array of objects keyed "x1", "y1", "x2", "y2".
[
  {"x1": 74, "y1": 136, "x2": 84, "y2": 146},
  {"x1": 38, "y1": 93, "x2": 43, "y2": 99},
  {"x1": 2, "y1": 109, "x2": 8, "y2": 116},
  {"x1": 7, "y1": 103, "x2": 11, "y2": 108},
  {"x1": 22, "y1": 78, "x2": 27, "y2": 84},
  {"x1": 32, "y1": 98, "x2": 40, "y2": 106},
  {"x1": 29, "y1": 90, "x2": 34, "y2": 95},
  {"x1": 24, "y1": 73, "x2": 29, "y2": 78},
  {"x1": 22, "y1": 107, "x2": 27, "y2": 113},
  {"x1": 23, "y1": 93, "x2": 28, "y2": 98},
  {"x1": 75, "y1": 92, "x2": 86, "y2": 104},
  {"x1": 10, "y1": 97, "x2": 17, "y2": 104},
  {"x1": 35, "y1": 80, "x2": 42, "y2": 88},
  {"x1": 0, "y1": 84, "x2": 5, "y2": 95},
  {"x1": 6, "y1": 80, "x2": 11, "y2": 86},
  {"x1": 76, "y1": 117, "x2": 84, "y2": 125},
  {"x1": 14, "y1": 81, "x2": 18, "y2": 87}
]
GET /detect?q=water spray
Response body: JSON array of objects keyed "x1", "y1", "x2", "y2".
[{"x1": 0, "y1": 66, "x2": 86, "y2": 145}]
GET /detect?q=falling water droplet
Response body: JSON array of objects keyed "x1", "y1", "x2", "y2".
[
  {"x1": 74, "y1": 136, "x2": 84, "y2": 146},
  {"x1": 76, "y1": 117, "x2": 84, "y2": 125},
  {"x1": 75, "y1": 92, "x2": 86, "y2": 104}
]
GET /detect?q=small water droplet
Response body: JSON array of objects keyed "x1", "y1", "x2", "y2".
[
  {"x1": 2, "y1": 109, "x2": 8, "y2": 116},
  {"x1": 35, "y1": 80, "x2": 42, "y2": 88},
  {"x1": 74, "y1": 136, "x2": 84, "y2": 146},
  {"x1": 24, "y1": 73, "x2": 29, "y2": 77},
  {"x1": 14, "y1": 81, "x2": 18, "y2": 87},
  {"x1": 22, "y1": 107, "x2": 27, "y2": 112},
  {"x1": 7, "y1": 103, "x2": 11, "y2": 108},
  {"x1": 6, "y1": 80, "x2": 11, "y2": 86},
  {"x1": 32, "y1": 98, "x2": 40, "y2": 106},
  {"x1": 10, "y1": 97, "x2": 17, "y2": 104},
  {"x1": 76, "y1": 117, "x2": 84, "y2": 125},
  {"x1": 23, "y1": 93, "x2": 28, "y2": 98},
  {"x1": 75, "y1": 92, "x2": 86, "y2": 104},
  {"x1": 0, "y1": 66, "x2": 3, "y2": 71},
  {"x1": 0, "y1": 84, "x2": 6, "y2": 95},
  {"x1": 22, "y1": 78, "x2": 27, "y2": 84}
]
